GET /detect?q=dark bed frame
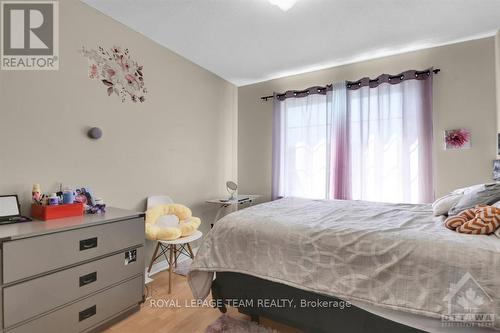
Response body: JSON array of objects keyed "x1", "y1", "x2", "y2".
[{"x1": 211, "y1": 272, "x2": 426, "y2": 333}]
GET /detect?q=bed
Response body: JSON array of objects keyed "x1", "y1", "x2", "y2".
[{"x1": 188, "y1": 198, "x2": 500, "y2": 332}]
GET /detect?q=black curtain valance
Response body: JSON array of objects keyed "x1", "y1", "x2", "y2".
[
  {"x1": 274, "y1": 84, "x2": 333, "y2": 101},
  {"x1": 261, "y1": 68, "x2": 440, "y2": 101},
  {"x1": 346, "y1": 68, "x2": 438, "y2": 90}
]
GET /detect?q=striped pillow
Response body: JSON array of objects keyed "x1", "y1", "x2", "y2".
[{"x1": 445, "y1": 205, "x2": 500, "y2": 235}]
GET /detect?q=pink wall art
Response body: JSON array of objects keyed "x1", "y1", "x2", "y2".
[
  {"x1": 80, "y1": 46, "x2": 147, "y2": 103},
  {"x1": 444, "y1": 129, "x2": 471, "y2": 150}
]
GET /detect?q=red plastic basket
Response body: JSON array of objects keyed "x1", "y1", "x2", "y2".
[{"x1": 31, "y1": 203, "x2": 84, "y2": 221}]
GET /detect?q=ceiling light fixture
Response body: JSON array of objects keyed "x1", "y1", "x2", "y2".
[{"x1": 268, "y1": 0, "x2": 299, "y2": 11}]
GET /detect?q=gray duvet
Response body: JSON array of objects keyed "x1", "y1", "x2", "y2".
[{"x1": 188, "y1": 198, "x2": 500, "y2": 329}]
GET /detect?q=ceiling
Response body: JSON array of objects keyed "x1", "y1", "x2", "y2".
[{"x1": 82, "y1": 0, "x2": 500, "y2": 86}]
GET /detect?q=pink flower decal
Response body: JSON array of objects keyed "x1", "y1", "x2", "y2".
[
  {"x1": 89, "y1": 64, "x2": 97, "y2": 79},
  {"x1": 105, "y1": 68, "x2": 116, "y2": 80},
  {"x1": 80, "y1": 46, "x2": 147, "y2": 103}
]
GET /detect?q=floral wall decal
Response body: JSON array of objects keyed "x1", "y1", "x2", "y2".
[
  {"x1": 444, "y1": 128, "x2": 471, "y2": 150},
  {"x1": 79, "y1": 46, "x2": 147, "y2": 103}
]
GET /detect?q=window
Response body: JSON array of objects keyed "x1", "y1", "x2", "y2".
[
  {"x1": 276, "y1": 93, "x2": 329, "y2": 199},
  {"x1": 348, "y1": 82, "x2": 428, "y2": 203},
  {"x1": 273, "y1": 76, "x2": 433, "y2": 203}
]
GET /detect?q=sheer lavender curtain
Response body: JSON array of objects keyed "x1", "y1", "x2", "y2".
[
  {"x1": 272, "y1": 92, "x2": 329, "y2": 200},
  {"x1": 271, "y1": 94, "x2": 282, "y2": 200},
  {"x1": 327, "y1": 82, "x2": 350, "y2": 200},
  {"x1": 347, "y1": 73, "x2": 434, "y2": 203}
]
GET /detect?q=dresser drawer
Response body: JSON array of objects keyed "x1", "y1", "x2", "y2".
[
  {"x1": 3, "y1": 217, "x2": 144, "y2": 284},
  {"x1": 3, "y1": 246, "x2": 144, "y2": 328},
  {"x1": 7, "y1": 276, "x2": 143, "y2": 333}
]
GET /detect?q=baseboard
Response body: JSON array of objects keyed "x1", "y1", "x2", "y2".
[{"x1": 144, "y1": 246, "x2": 198, "y2": 284}]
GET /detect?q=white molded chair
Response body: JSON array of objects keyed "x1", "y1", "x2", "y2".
[{"x1": 146, "y1": 195, "x2": 202, "y2": 293}]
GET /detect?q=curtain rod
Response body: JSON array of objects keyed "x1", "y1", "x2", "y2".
[{"x1": 260, "y1": 68, "x2": 441, "y2": 101}]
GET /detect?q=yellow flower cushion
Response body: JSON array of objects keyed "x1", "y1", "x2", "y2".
[
  {"x1": 145, "y1": 204, "x2": 201, "y2": 241},
  {"x1": 179, "y1": 216, "x2": 201, "y2": 236}
]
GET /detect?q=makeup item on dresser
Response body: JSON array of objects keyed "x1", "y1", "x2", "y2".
[
  {"x1": 86, "y1": 197, "x2": 106, "y2": 214},
  {"x1": 48, "y1": 193, "x2": 59, "y2": 206},
  {"x1": 56, "y1": 183, "x2": 64, "y2": 204},
  {"x1": 62, "y1": 188, "x2": 75, "y2": 204},
  {"x1": 32, "y1": 184, "x2": 41, "y2": 204},
  {"x1": 0, "y1": 195, "x2": 32, "y2": 224},
  {"x1": 56, "y1": 183, "x2": 63, "y2": 197}
]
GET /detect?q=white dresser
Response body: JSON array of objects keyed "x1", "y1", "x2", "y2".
[{"x1": 0, "y1": 208, "x2": 145, "y2": 332}]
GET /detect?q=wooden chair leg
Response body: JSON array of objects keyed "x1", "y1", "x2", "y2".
[
  {"x1": 168, "y1": 244, "x2": 174, "y2": 294},
  {"x1": 187, "y1": 243, "x2": 195, "y2": 259},
  {"x1": 147, "y1": 242, "x2": 161, "y2": 274},
  {"x1": 174, "y1": 245, "x2": 178, "y2": 268}
]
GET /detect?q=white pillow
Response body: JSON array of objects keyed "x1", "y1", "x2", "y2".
[
  {"x1": 451, "y1": 183, "x2": 487, "y2": 195},
  {"x1": 432, "y1": 193, "x2": 463, "y2": 216}
]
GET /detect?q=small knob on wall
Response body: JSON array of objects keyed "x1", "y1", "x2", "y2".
[{"x1": 87, "y1": 127, "x2": 103, "y2": 140}]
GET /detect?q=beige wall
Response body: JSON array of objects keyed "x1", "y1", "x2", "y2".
[
  {"x1": 496, "y1": 31, "x2": 500, "y2": 136},
  {"x1": 238, "y1": 37, "x2": 497, "y2": 200},
  {"x1": 0, "y1": 0, "x2": 237, "y2": 256}
]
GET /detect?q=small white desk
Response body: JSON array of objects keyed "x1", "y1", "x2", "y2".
[{"x1": 206, "y1": 195, "x2": 261, "y2": 227}]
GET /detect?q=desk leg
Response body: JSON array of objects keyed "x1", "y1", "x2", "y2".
[{"x1": 211, "y1": 205, "x2": 226, "y2": 228}]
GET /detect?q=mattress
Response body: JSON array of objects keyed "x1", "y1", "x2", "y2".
[{"x1": 188, "y1": 198, "x2": 500, "y2": 331}]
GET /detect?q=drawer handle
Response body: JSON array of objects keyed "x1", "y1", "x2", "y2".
[
  {"x1": 79, "y1": 237, "x2": 98, "y2": 251},
  {"x1": 79, "y1": 305, "x2": 96, "y2": 322},
  {"x1": 79, "y1": 272, "x2": 97, "y2": 287}
]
